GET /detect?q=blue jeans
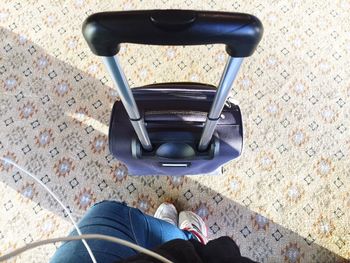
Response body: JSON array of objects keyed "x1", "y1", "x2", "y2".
[{"x1": 50, "y1": 201, "x2": 194, "y2": 262}]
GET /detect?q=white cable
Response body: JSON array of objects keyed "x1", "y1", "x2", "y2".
[
  {"x1": 0, "y1": 157, "x2": 97, "y2": 263},
  {"x1": 0, "y1": 234, "x2": 173, "y2": 263}
]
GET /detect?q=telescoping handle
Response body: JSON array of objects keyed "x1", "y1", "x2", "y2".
[
  {"x1": 83, "y1": 10, "x2": 263, "y2": 57},
  {"x1": 82, "y1": 10, "x2": 263, "y2": 152}
]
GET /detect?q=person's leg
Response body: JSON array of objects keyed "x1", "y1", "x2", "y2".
[
  {"x1": 50, "y1": 201, "x2": 194, "y2": 263},
  {"x1": 129, "y1": 204, "x2": 195, "y2": 248},
  {"x1": 154, "y1": 203, "x2": 209, "y2": 245}
]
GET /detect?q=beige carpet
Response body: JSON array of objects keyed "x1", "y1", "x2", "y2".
[{"x1": 0, "y1": 0, "x2": 349, "y2": 262}]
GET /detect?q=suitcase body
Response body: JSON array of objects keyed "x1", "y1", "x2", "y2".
[
  {"x1": 109, "y1": 83, "x2": 243, "y2": 175},
  {"x1": 82, "y1": 10, "x2": 263, "y2": 175}
]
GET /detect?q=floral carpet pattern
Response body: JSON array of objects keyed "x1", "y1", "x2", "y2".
[{"x1": 0, "y1": 0, "x2": 349, "y2": 262}]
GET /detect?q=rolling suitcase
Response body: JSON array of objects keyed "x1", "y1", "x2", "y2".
[{"x1": 82, "y1": 10, "x2": 263, "y2": 175}]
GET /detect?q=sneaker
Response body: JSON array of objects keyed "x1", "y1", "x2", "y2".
[
  {"x1": 154, "y1": 202, "x2": 178, "y2": 226},
  {"x1": 179, "y1": 211, "x2": 208, "y2": 244}
]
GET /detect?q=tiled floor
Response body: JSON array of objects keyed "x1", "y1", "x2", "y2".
[{"x1": 0, "y1": 0, "x2": 349, "y2": 262}]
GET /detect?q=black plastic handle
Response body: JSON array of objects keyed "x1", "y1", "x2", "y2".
[{"x1": 82, "y1": 10, "x2": 263, "y2": 57}]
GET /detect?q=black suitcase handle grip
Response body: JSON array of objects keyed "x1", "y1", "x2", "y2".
[{"x1": 82, "y1": 10, "x2": 263, "y2": 57}]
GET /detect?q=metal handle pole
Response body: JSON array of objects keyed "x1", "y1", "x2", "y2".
[
  {"x1": 102, "y1": 56, "x2": 152, "y2": 151},
  {"x1": 198, "y1": 57, "x2": 243, "y2": 151}
]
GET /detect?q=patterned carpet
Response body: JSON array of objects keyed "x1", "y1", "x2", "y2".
[{"x1": 0, "y1": 0, "x2": 349, "y2": 262}]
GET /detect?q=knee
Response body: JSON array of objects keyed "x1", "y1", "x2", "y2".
[
  {"x1": 83, "y1": 200, "x2": 129, "y2": 218},
  {"x1": 92, "y1": 200, "x2": 127, "y2": 208}
]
